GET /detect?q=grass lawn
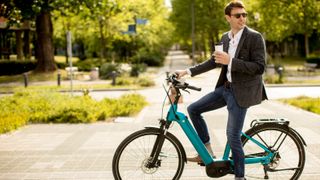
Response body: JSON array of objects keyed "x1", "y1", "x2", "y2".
[
  {"x1": 0, "y1": 83, "x2": 144, "y2": 93},
  {"x1": 9, "y1": 55, "x2": 79, "y2": 63},
  {"x1": 280, "y1": 96, "x2": 320, "y2": 115}
]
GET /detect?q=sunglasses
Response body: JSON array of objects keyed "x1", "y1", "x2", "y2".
[{"x1": 231, "y1": 13, "x2": 248, "y2": 19}]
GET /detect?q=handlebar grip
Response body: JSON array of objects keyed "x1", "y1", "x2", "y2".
[{"x1": 187, "y1": 85, "x2": 201, "y2": 91}]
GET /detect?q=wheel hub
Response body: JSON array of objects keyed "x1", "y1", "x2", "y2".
[
  {"x1": 268, "y1": 152, "x2": 281, "y2": 169},
  {"x1": 141, "y1": 158, "x2": 160, "y2": 174}
]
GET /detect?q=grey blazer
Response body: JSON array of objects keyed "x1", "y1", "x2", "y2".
[{"x1": 189, "y1": 26, "x2": 268, "y2": 108}]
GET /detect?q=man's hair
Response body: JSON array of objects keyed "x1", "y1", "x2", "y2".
[{"x1": 224, "y1": 0, "x2": 245, "y2": 16}]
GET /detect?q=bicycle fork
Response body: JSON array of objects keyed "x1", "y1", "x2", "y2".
[{"x1": 146, "y1": 119, "x2": 169, "y2": 168}]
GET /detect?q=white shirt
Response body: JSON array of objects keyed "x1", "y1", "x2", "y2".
[
  {"x1": 227, "y1": 28, "x2": 244, "y2": 82},
  {"x1": 186, "y1": 28, "x2": 245, "y2": 79}
]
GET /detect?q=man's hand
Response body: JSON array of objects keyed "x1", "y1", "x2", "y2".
[
  {"x1": 213, "y1": 51, "x2": 230, "y2": 65},
  {"x1": 174, "y1": 69, "x2": 188, "y2": 79}
]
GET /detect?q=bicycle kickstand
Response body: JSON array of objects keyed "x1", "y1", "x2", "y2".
[{"x1": 263, "y1": 165, "x2": 269, "y2": 179}]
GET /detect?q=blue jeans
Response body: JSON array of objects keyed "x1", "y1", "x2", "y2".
[{"x1": 187, "y1": 86, "x2": 247, "y2": 178}]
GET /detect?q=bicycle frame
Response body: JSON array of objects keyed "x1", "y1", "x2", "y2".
[{"x1": 166, "y1": 96, "x2": 274, "y2": 167}]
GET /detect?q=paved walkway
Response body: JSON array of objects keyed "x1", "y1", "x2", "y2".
[{"x1": 0, "y1": 51, "x2": 320, "y2": 179}]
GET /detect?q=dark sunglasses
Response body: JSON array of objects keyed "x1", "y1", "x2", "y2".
[{"x1": 231, "y1": 13, "x2": 248, "y2": 19}]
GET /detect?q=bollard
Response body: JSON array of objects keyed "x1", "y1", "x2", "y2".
[
  {"x1": 111, "y1": 71, "x2": 117, "y2": 86},
  {"x1": 23, "y1": 73, "x2": 28, "y2": 87},
  {"x1": 57, "y1": 70, "x2": 61, "y2": 86},
  {"x1": 166, "y1": 71, "x2": 170, "y2": 85},
  {"x1": 276, "y1": 66, "x2": 284, "y2": 83}
]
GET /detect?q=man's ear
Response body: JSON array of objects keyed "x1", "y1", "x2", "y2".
[{"x1": 225, "y1": 15, "x2": 231, "y2": 22}]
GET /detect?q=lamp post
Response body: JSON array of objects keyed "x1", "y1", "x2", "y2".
[
  {"x1": 67, "y1": 31, "x2": 73, "y2": 95},
  {"x1": 191, "y1": 0, "x2": 195, "y2": 65}
]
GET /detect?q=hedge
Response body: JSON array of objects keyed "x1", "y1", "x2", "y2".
[
  {"x1": 0, "y1": 60, "x2": 37, "y2": 76},
  {"x1": 0, "y1": 90, "x2": 147, "y2": 134}
]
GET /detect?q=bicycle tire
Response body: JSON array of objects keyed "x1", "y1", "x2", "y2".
[
  {"x1": 112, "y1": 128, "x2": 185, "y2": 180},
  {"x1": 241, "y1": 123, "x2": 305, "y2": 180}
]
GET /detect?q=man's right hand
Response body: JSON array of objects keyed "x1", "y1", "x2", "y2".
[{"x1": 174, "y1": 69, "x2": 188, "y2": 79}]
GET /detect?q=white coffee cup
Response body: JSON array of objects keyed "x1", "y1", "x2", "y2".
[{"x1": 214, "y1": 44, "x2": 223, "y2": 52}]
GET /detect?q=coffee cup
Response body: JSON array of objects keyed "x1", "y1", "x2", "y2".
[{"x1": 214, "y1": 44, "x2": 223, "y2": 52}]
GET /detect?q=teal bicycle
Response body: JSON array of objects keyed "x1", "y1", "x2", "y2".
[{"x1": 112, "y1": 74, "x2": 306, "y2": 179}]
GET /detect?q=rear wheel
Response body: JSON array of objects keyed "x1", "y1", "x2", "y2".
[
  {"x1": 112, "y1": 128, "x2": 185, "y2": 180},
  {"x1": 242, "y1": 123, "x2": 305, "y2": 180}
]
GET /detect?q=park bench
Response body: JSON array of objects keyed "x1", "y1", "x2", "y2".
[
  {"x1": 297, "y1": 63, "x2": 317, "y2": 73},
  {"x1": 303, "y1": 63, "x2": 317, "y2": 72},
  {"x1": 65, "y1": 66, "x2": 80, "y2": 79}
]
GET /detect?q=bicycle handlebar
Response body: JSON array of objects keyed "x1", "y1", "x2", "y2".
[{"x1": 167, "y1": 74, "x2": 201, "y2": 91}]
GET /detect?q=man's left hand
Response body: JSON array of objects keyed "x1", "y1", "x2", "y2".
[{"x1": 213, "y1": 51, "x2": 230, "y2": 65}]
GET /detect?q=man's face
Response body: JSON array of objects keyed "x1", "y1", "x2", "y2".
[{"x1": 225, "y1": 7, "x2": 247, "y2": 32}]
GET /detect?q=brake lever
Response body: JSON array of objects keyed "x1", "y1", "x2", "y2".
[{"x1": 181, "y1": 88, "x2": 190, "y2": 94}]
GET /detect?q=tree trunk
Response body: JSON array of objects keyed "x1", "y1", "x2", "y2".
[
  {"x1": 34, "y1": 10, "x2": 57, "y2": 72},
  {"x1": 15, "y1": 30, "x2": 24, "y2": 60},
  {"x1": 23, "y1": 30, "x2": 31, "y2": 59},
  {"x1": 201, "y1": 33, "x2": 207, "y2": 58},
  {"x1": 304, "y1": 33, "x2": 309, "y2": 57}
]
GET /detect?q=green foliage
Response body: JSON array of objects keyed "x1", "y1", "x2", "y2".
[
  {"x1": 249, "y1": 0, "x2": 320, "y2": 42},
  {"x1": 0, "y1": 90, "x2": 147, "y2": 134},
  {"x1": 306, "y1": 57, "x2": 320, "y2": 68},
  {"x1": 134, "y1": 77, "x2": 155, "y2": 87},
  {"x1": 99, "y1": 94, "x2": 147, "y2": 118},
  {"x1": 170, "y1": 0, "x2": 228, "y2": 54},
  {"x1": 281, "y1": 96, "x2": 320, "y2": 115},
  {"x1": 99, "y1": 63, "x2": 120, "y2": 79},
  {"x1": 50, "y1": 0, "x2": 174, "y2": 63},
  {"x1": 264, "y1": 74, "x2": 285, "y2": 84},
  {"x1": 130, "y1": 63, "x2": 147, "y2": 77},
  {"x1": 0, "y1": 96, "x2": 29, "y2": 134},
  {"x1": 131, "y1": 49, "x2": 166, "y2": 67},
  {"x1": 0, "y1": 60, "x2": 37, "y2": 76},
  {"x1": 115, "y1": 77, "x2": 155, "y2": 87},
  {"x1": 74, "y1": 59, "x2": 100, "y2": 72}
]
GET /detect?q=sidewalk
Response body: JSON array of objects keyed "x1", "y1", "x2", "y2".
[{"x1": 0, "y1": 50, "x2": 319, "y2": 179}]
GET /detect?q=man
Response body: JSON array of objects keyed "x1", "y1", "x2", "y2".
[{"x1": 175, "y1": 1, "x2": 268, "y2": 179}]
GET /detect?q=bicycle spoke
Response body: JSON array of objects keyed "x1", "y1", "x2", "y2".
[
  {"x1": 113, "y1": 129, "x2": 184, "y2": 179},
  {"x1": 242, "y1": 124, "x2": 305, "y2": 180}
]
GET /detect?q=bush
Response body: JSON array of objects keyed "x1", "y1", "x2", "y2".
[
  {"x1": 264, "y1": 74, "x2": 285, "y2": 84},
  {"x1": 99, "y1": 63, "x2": 120, "y2": 79},
  {"x1": 0, "y1": 90, "x2": 148, "y2": 134},
  {"x1": 306, "y1": 57, "x2": 320, "y2": 68},
  {"x1": 115, "y1": 77, "x2": 155, "y2": 87},
  {"x1": 0, "y1": 97, "x2": 29, "y2": 134},
  {"x1": 130, "y1": 63, "x2": 147, "y2": 77},
  {"x1": 99, "y1": 94, "x2": 147, "y2": 118},
  {"x1": 56, "y1": 62, "x2": 68, "y2": 69},
  {"x1": 135, "y1": 77, "x2": 155, "y2": 87},
  {"x1": 74, "y1": 59, "x2": 99, "y2": 71},
  {"x1": 131, "y1": 50, "x2": 165, "y2": 67},
  {"x1": 0, "y1": 60, "x2": 37, "y2": 76},
  {"x1": 281, "y1": 96, "x2": 320, "y2": 114}
]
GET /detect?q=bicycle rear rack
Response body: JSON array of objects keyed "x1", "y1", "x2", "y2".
[{"x1": 250, "y1": 118, "x2": 289, "y2": 127}]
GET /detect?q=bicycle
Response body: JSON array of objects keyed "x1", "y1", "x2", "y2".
[{"x1": 112, "y1": 74, "x2": 306, "y2": 179}]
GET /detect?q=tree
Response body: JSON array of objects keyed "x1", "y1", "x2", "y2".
[
  {"x1": 81, "y1": 0, "x2": 122, "y2": 60},
  {"x1": 170, "y1": 0, "x2": 228, "y2": 57},
  {"x1": 251, "y1": 0, "x2": 320, "y2": 57},
  {"x1": 13, "y1": 0, "x2": 86, "y2": 72}
]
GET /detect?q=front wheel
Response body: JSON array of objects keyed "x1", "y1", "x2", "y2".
[
  {"x1": 112, "y1": 128, "x2": 185, "y2": 180},
  {"x1": 242, "y1": 123, "x2": 305, "y2": 180}
]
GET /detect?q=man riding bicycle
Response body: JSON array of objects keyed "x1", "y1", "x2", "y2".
[{"x1": 175, "y1": 1, "x2": 268, "y2": 179}]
